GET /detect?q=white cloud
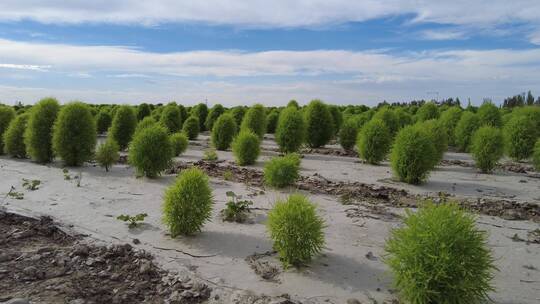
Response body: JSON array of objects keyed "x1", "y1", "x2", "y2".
[
  {"x1": 420, "y1": 29, "x2": 468, "y2": 41},
  {"x1": 0, "y1": 63, "x2": 50, "y2": 71},
  {"x1": 0, "y1": 1, "x2": 539, "y2": 29},
  {"x1": 530, "y1": 31, "x2": 540, "y2": 45},
  {"x1": 0, "y1": 38, "x2": 539, "y2": 105}
]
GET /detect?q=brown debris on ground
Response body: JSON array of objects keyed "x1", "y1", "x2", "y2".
[
  {"x1": 168, "y1": 160, "x2": 540, "y2": 222},
  {"x1": 245, "y1": 251, "x2": 281, "y2": 282},
  {"x1": 0, "y1": 211, "x2": 211, "y2": 304}
]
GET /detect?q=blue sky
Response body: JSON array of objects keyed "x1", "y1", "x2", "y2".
[{"x1": 0, "y1": 1, "x2": 539, "y2": 106}]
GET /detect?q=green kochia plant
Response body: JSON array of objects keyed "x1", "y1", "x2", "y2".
[
  {"x1": 415, "y1": 101, "x2": 439, "y2": 122},
  {"x1": 240, "y1": 104, "x2": 267, "y2": 139},
  {"x1": 128, "y1": 124, "x2": 173, "y2": 177},
  {"x1": 222, "y1": 191, "x2": 253, "y2": 223},
  {"x1": 477, "y1": 102, "x2": 502, "y2": 127},
  {"x1": 266, "y1": 109, "x2": 279, "y2": 134},
  {"x1": 117, "y1": 213, "x2": 148, "y2": 228},
  {"x1": 356, "y1": 119, "x2": 391, "y2": 164},
  {"x1": 384, "y1": 202, "x2": 496, "y2": 304},
  {"x1": 52, "y1": 102, "x2": 97, "y2": 166},
  {"x1": 503, "y1": 115, "x2": 537, "y2": 161},
  {"x1": 275, "y1": 106, "x2": 306, "y2": 153},
  {"x1": 109, "y1": 105, "x2": 137, "y2": 150},
  {"x1": 419, "y1": 119, "x2": 448, "y2": 166},
  {"x1": 232, "y1": 130, "x2": 261, "y2": 166},
  {"x1": 263, "y1": 154, "x2": 300, "y2": 188},
  {"x1": 0, "y1": 105, "x2": 16, "y2": 154},
  {"x1": 267, "y1": 194, "x2": 325, "y2": 268},
  {"x1": 471, "y1": 126, "x2": 504, "y2": 173},
  {"x1": 390, "y1": 124, "x2": 437, "y2": 184},
  {"x1": 24, "y1": 97, "x2": 60, "y2": 163},
  {"x1": 205, "y1": 103, "x2": 225, "y2": 131},
  {"x1": 191, "y1": 103, "x2": 209, "y2": 131},
  {"x1": 159, "y1": 105, "x2": 183, "y2": 133},
  {"x1": 170, "y1": 132, "x2": 189, "y2": 156},
  {"x1": 182, "y1": 116, "x2": 200, "y2": 140},
  {"x1": 372, "y1": 106, "x2": 399, "y2": 135},
  {"x1": 137, "y1": 103, "x2": 152, "y2": 121},
  {"x1": 3, "y1": 113, "x2": 29, "y2": 158},
  {"x1": 203, "y1": 147, "x2": 218, "y2": 161},
  {"x1": 533, "y1": 139, "x2": 540, "y2": 172},
  {"x1": 454, "y1": 111, "x2": 480, "y2": 152},
  {"x1": 338, "y1": 118, "x2": 359, "y2": 151},
  {"x1": 211, "y1": 113, "x2": 237, "y2": 150},
  {"x1": 304, "y1": 99, "x2": 334, "y2": 148},
  {"x1": 95, "y1": 110, "x2": 112, "y2": 134},
  {"x1": 95, "y1": 138, "x2": 120, "y2": 172},
  {"x1": 162, "y1": 168, "x2": 213, "y2": 236}
]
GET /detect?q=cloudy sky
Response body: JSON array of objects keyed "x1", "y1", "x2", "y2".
[{"x1": 0, "y1": 1, "x2": 539, "y2": 106}]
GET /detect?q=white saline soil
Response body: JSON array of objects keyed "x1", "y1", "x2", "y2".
[{"x1": 1, "y1": 140, "x2": 539, "y2": 303}]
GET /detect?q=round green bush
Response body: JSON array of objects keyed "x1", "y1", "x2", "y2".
[
  {"x1": 95, "y1": 110, "x2": 112, "y2": 134},
  {"x1": 415, "y1": 102, "x2": 439, "y2": 122},
  {"x1": 419, "y1": 119, "x2": 448, "y2": 166},
  {"x1": 372, "y1": 106, "x2": 399, "y2": 135},
  {"x1": 205, "y1": 104, "x2": 225, "y2": 131},
  {"x1": 109, "y1": 105, "x2": 137, "y2": 150},
  {"x1": 170, "y1": 132, "x2": 189, "y2": 156},
  {"x1": 512, "y1": 106, "x2": 540, "y2": 131},
  {"x1": 338, "y1": 118, "x2": 359, "y2": 151},
  {"x1": 533, "y1": 139, "x2": 540, "y2": 172},
  {"x1": 454, "y1": 112, "x2": 480, "y2": 152},
  {"x1": 390, "y1": 125, "x2": 437, "y2": 184},
  {"x1": 230, "y1": 106, "x2": 246, "y2": 131},
  {"x1": 232, "y1": 130, "x2": 260, "y2": 166},
  {"x1": 356, "y1": 119, "x2": 391, "y2": 164},
  {"x1": 162, "y1": 168, "x2": 213, "y2": 237},
  {"x1": 177, "y1": 104, "x2": 187, "y2": 126},
  {"x1": 24, "y1": 98, "x2": 60, "y2": 163},
  {"x1": 471, "y1": 126, "x2": 504, "y2": 173},
  {"x1": 266, "y1": 110, "x2": 279, "y2": 134},
  {"x1": 182, "y1": 116, "x2": 200, "y2": 140},
  {"x1": 159, "y1": 105, "x2": 183, "y2": 133},
  {"x1": 137, "y1": 103, "x2": 151, "y2": 121},
  {"x1": 128, "y1": 124, "x2": 173, "y2": 177},
  {"x1": 477, "y1": 102, "x2": 502, "y2": 127},
  {"x1": 134, "y1": 116, "x2": 157, "y2": 134},
  {"x1": 191, "y1": 103, "x2": 208, "y2": 131},
  {"x1": 328, "y1": 105, "x2": 343, "y2": 135},
  {"x1": 504, "y1": 115, "x2": 538, "y2": 161},
  {"x1": 439, "y1": 107, "x2": 463, "y2": 146},
  {"x1": 211, "y1": 113, "x2": 237, "y2": 150},
  {"x1": 0, "y1": 106, "x2": 17, "y2": 155},
  {"x1": 263, "y1": 154, "x2": 300, "y2": 188},
  {"x1": 240, "y1": 104, "x2": 267, "y2": 139},
  {"x1": 267, "y1": 194, "x2": 325, "y2": 267},
  {"x1": 151, "y1": 106, "x2": 163, "y2": 121},
  {"x1": 394, "y1": 107, "x2": 413, "y2": 129},
  {"x1": 95, "y1": 138, "x2": 119, "y2": 172},
  {"x1": 3, "y1": 113, "x2": 29, "y2": 158},
  {"x1": 275, "y1": 106, "x2": 306, "y2": 153},
  {"x1": 287, "y1": 100, "x2": 300, "y2": 109},
  {"x1": 304, "y1": 99, "x2": 334, "y2": 148},
  {"x1": 52, "y1": 102, "x2": 97, "y2": 166},
  {"x1": 384, "y1": 202, "x2": 495, "y2": 304}
]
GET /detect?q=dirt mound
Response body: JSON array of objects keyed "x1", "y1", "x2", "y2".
[{"x1": 0, "y1": 211, "x2": 211, "y2": 304}]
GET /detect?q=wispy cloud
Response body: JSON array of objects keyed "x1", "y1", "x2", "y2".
[
  {"x1": 420, "y1": 29, "x2": 468, "y2": 41},
  {"x1": 0, "y1": 63, "x2": 51, "y2": 71}
]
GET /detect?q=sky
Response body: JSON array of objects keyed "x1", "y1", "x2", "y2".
[{"x1": 0, "y1": 1, "x2": 539, "y2": 106}]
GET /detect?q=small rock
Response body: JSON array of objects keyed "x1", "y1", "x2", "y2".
[
  {"x1": 69, "y1": 299, "x2": 85, "y2": 304},
  {"x1": 139, "y1": 261, "x2": 152, "y2": 275},
  {"x1": 347, "y1": 299, "x2": 361, "y2": 304},
  {"x1": 132, "y1": 238, "x2": 140, "y2": 245},
  {"x1": 365, "y1": 251, "x2": 377, "y2": 261},
  {"x1": 72, "y1": 244, "x2": 90, "y2": 257},
  {"x1": 22, "y1": 266, "x2": 38, "y2": 278}
]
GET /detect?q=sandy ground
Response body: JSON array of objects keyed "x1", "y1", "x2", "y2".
[{"x1": 1, "y1": 136, "x2": 540, "y2": 303}]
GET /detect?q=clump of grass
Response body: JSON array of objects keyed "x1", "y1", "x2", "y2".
[
  {"x1": 162, "y1": 168, "x2": 213, "y2": 236},
  {"x1": 221, "y1": 191, "x2": 253, "y2": 222},
  {"x1": 263, "y1": 154, "x2": 300, "y2": 188},
  {"x1": 117, "y1": 213, "x2": 148, "y2": 228},
  {"x1": 223, "y1": 170, "x2": 234, "y2": 181},
  {"x1": 203, "y1": 147, "x2": 218, "y2": 161},
  {"x1": 267, "y1": 194, "x2": 325, "y2": 268},
  {"x1": 384, "y1": 202, "x2": 496, "y2": 304}
]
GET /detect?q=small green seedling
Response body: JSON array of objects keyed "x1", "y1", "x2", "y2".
[
  {"x1": 117, "y1": 213, "x2": 148, "y2": 228},
  {"x1": 8, "y1": 189, "x2": 24, "y2": 200},
  {"x1": 223, "y1": 170, "x2": 234, "y2": 181},
  {"x1": 222, "y1": 191, "x2": 253, "y2": 223},
  {"x1": 203, "y1": 147, "x2": 218, "y2": 161},
  {"x1": 22, "y1": 178, "x2": 41, "y2": 191},
  {"x1": 63, "y1": 168, "x2": 71, "y2": 180}
]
